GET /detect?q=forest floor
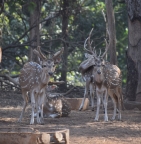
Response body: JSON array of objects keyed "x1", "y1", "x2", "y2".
[{"x1": 0, "y1": 91, "x2": 141, "y2": 144}]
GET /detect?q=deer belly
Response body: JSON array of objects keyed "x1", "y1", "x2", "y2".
[{"x1": 96, "y1": 86, "x2": 107, "y2": 94}]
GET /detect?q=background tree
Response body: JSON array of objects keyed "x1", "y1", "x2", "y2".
[
  {"x1": 105, "y1": 0, "x2": 117, "y2": 65},
  {"x1": 29, "y1": 0, "x2": 41, "y2": 61},
  {"x1": 125, "y1": 0, "x2": 141, "y2": 101},
  {"x1": 0, "y1": 0, "x2": 128, "y2": 92}
]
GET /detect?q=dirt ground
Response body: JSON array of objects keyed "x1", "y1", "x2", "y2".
[{"x1": 0, "y1": 91, "x2": 141, "y2": 144}]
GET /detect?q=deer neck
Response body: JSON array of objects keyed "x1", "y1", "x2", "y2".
[
  {"x1": 41, "y1": 68, "x2": 50, "y2": 85},
  {"x1": 94, "y1": 73, "x2": 105, "y2": 89},
  {"x1": 95, "y1": 73, "x2": 104, "y2": 84}
]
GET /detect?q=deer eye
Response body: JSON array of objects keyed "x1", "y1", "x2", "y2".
[{"x1": 42, "y1": 65, "x2": 46, "y2": 68}]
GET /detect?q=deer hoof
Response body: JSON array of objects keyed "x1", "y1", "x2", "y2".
[
  {"x1": 79, "y1": 107, "x2": 82, "y2": 111},
  {"x1": 117, "y1": 118, "x2": 121, "y2": 121},
  {"x1": 17, "y1": 119, "x2": 21, "y2": 123},
  {"x1": 30, "y1": 122, "x2": 34, "y2": 125},
  {"x1": 104, "y1": 118, "x2": 108, "y2": 122},
  {"x1": 91, "y1": 108, "x2": 94, "y2": 111},
  {"x1": 41, "y1": 119, "x2": 44, "y2": 125},
  {"x1": 40, "y1": 122, "x2": 44, "y2": 125},
  {"x1": 111, "y1": 117, "x2": 115, "y2": 121},
  {"x1": 94, "y1": 118, "x2": 99, "y2": 122}
]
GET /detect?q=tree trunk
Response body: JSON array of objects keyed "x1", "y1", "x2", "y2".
[
  {"x1": 105, "y1": 0, "x2": 117, "y2": 65},
  {"x1": 126, "y1": 50, "x2": 138, "y2": 101},
  {"x1": 29, "y1": 0, "x2": 41, "y2": 62},
  {"x1": 125, "y1": 0, "x2": 141, "y2": 101},
  {"x1": 60, "y1": 0, "x2": 70, "y2": 90}
]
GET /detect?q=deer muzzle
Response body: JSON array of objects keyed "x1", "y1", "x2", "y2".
[
  {"x1": 48, "y1": 72, "x2": 54, "y2": 76},
  {"x1": 97, "y1": 69, "x2": 101, "y2": 75}
]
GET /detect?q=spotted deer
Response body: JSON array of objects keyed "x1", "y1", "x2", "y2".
[
  {"x1": 43, "y1": 85, "x2": 71, "y2": 118},
  {"x1": 79, "y1": 29, "x2": 98, "y2": 111},
  {"x1": 18, "y1": 46, "x2": 64, "y2": 124},
  {"x1": 93, "y1": 56, "x2": 123, "y2": 121},
  {"x1": 79, "y1": 29, "x2": 123, "y2": 121}
]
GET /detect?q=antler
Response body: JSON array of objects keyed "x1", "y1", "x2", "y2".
[
  {"x1": 84, "y1": 37, "x2": 93, "y2": 54},
  {"x1": 99, "y1": 49, "x2": 101, "y2": 57},
  {"x1": 84, "y1": 28, "x2": 96, "y2": 55},
  {"x1": 37, "y1": 46, "x2": 47, "y2": 60},
  {"x1": 53, "y1": 47, "x2": 64, "y2": 58}
]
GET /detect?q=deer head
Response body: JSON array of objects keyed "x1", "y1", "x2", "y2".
[
  {"x1": 91, "y1": 38, "x2": 109, "y2": 84},
  {"x1": 83, "y1": 27, "x2": 109, "y2": 75},
  {"x1": 19, "y1": 47, "x2": 64, "y2": 90},
  {"x1": 33, "y1": 46, "x2": 64, "y2": 76}
]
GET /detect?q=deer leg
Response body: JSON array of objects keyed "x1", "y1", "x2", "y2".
[
  {"x1": 79, "y1": 81, "x2": 90, "y2": 111},
  {"x1": 30, "y1": 91, "x2": 35, "y2": 125},
  {"x1": 101, "y1": 94, "x2": 105, "y2": 113},
  {"x1": 111, "y1": 95, "x2": 117, "y2": 121},
  {"x1": 94, "y1": 92, "x2": 101, "y2": 121},
  {"x1": 108, "y1": 90, "x2": 117, "y2": 120},
  {"x1": 103, "y1": 90, "x2": 108, "y2": 122},
  {"x1": 36, "y1": 103, "x2": 40, "y2": 124},
  {"x1": 37, "y1": 92, "x2": 45, "y2": 124},
  {"x1": 117, "y1": 94, "x2": 122, "y2": 121},
  {"x1": 90, "y1": 83, "x2": 94, "y2": 111},
  {"x1": 113, "y1": 88, "x2": 122, "y2": 121},
  {"x1": 36, "y1": 105, "x2": 44, "y2": 124},
  {"x1": 88, "y1": 93, "x2": 91, "y2": 106},
  {"x1": 18, "y1": 90, "x2": 28, "y2": 122}
]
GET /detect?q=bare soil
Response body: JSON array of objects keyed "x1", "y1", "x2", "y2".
[{"x1": 0, "y1": 91, "x2": 141, "y2": 144}]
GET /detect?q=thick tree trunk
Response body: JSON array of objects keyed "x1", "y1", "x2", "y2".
[
  {"x1": 60, "y1": 0, "x2": 70, "y2": 90},
  {"x1": 126, "y1": 0, "x2": 141, "y2": 101},
  {"x1": 126, "y1": 50, "x2": 138, "y2": 101},
  {"x1": 29, "y1": 0, "x2": 41, "y2": 62},
  {"x1": 105, "y1": 0, "x2": 117, "y2": 65}
]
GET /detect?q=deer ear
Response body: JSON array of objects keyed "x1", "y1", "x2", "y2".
[
  {"x1": 85, "y1": 53, "x2": 92, "y2": 58},
  {"x1": 53, "y1": 47, "x2": 64, "y2": 64},
  {"x1": 47, "y1": 85, "x2": 57, "y2": 91},
  {"x1": 51, "y1": 85, "x2": 57, "y2": 90},
  {"x1": 0, "y1": 47, "x2": 2, "y2": 63}
]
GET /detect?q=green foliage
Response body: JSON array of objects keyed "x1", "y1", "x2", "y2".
[{"x1": 0, "y1": 0, "x2": 128, "y2": 86}]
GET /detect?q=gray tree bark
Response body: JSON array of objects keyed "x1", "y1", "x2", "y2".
[
  {"x1": 29, "y1": 0, "x2": 41, "y2": 62},
  {"x1": 125, "y1": 0, "x2": 141, "y2": 101},
  {"x1": 60, "y1": 0, "x2": 70, "y2": 90},
  {"x1": 105, "y1": 0, "x2": 117, "y2": 65}
]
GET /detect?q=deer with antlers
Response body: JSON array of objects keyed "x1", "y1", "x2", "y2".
[
  {"x1": 79, "y1": 29, "x2": 97, "y2": 111},
  {"x1": 79, "y1": 29, "x2": 123, "y2": 121},
  {"x1": 18, "y1": 46, "x2": 64, "y2": 124}
]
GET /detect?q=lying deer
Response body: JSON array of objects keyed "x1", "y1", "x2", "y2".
[
  {"x1": 18, "y1": 46, "x2": 64, "y2": 124},
  {"x1": 43, "y1": 85, "x2": 71, "y2": 118}
]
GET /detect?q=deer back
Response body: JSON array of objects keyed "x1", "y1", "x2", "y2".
[
  {"x1": 19, "y1": 62, "x2": 43, "y2": 90},
  {"x1": 78, "y1": 55, "x2": 95, "y2": 74},
  {"x1": 103, "y1": 62, "x2": 122, "y2": 89}
]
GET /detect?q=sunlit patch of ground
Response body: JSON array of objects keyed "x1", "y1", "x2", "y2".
[{"x1": 0, "y1": 105, "x2": 141, "y2": 144}]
